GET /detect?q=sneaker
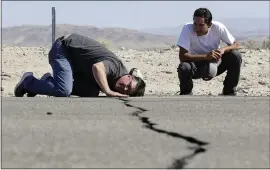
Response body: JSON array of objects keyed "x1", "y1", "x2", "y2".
[
  {"x1": 222, "y1": 91, "x2": 236, "y2": 96},
  {"x1": 222, "y1": 89, "x2": 237, "y2": 96},
  {"x1": 14, "y1": 72, "x2": 33, "y2": 97},
  {"x1": 27, "y1": 72, "x2": 52, "y2": 97},
  {"x1": 180, "y1": 91, "x2": 193, "y2": 95}
]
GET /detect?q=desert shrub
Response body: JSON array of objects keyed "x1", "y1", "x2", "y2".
[
  {"x1": 240, "y1": 39, "x2": 270, "y2": 50},
  {"x1": 96, "y1": 39, "x2": 111, "y2": 49},
  {"x1": 241, "y1": 40, "x2": 260, "y2": 49},
  {"x1": 170, "y1": 44, "x2": 177, "y2": 49},
  {"x1": 262, "y1": 39, "x2": 270, "y2": 49}
]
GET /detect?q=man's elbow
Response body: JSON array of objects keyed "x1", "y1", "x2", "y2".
[
  {"x1": 92, "y1": 63, "x2": 103, "y2": 75},
  {"x1": 178, "y1": 46, "x2": 189, "y2": 62},
  {"x1": 179, "y1": 54, "x2": 188, "y2": 62},
  {"x1": 92, "y1": 63, "x2": 98, "y2": 72},
  {"x1": 92, "y1": 62, "x2": 103, "y2": 70},
  {"x1": 233, "y1": 41, "x2": 240, "y2": 49},
  {"x1": 179, "y1": 56, "x2": 185, "y2": 62}
]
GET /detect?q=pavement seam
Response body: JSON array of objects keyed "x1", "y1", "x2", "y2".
[{"x1": 118, "y1": 98, "x2": 210, "y2": 169}]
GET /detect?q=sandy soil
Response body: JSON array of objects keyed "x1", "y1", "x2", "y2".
[{"x1": 1, "y1": 46, "x2": 269, "y2": 97}]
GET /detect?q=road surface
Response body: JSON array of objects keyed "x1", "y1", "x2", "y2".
[{"x1": 2, "y1": 96, "x2": 269, "y2": 168}]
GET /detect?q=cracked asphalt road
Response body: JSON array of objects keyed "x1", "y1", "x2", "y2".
[{"x1": 1, "y1": 96, "x2": 269, "y2": 168}]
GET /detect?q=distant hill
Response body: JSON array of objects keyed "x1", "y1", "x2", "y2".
[
  {"x1": 2, "y1": 18, "x2": 269, "y2": 50},
  {"x1": 2, "y1": 24, "x2": 177, "y2": 50},
  {"x1": 140, "y1": 18, "x2": 270, "y2": 41}
]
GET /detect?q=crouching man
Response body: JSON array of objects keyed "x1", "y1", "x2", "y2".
[
  {"x1": 177, "y1": 8, "x2": 242, "y2": 95},
  {"x1": 14, "y1": 33, "x2": 146, "y2": 97}
]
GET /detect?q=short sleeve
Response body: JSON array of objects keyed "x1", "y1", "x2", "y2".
[
  {"x1": 219, "y1": 23, "x2": 235, "y2": 45},
  {"x1": 102, "y1": 60, "x2": 117, "y2": 76},
  {"x1": 177, "y1": 25, "x2": 191, "y2": 51}
]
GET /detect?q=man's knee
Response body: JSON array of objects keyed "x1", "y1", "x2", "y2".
[
  {"x1": 55, "y1": 85, "x2": 72, "y2": 97},
  {"x1": 227, "y1": 50, "x2": 242, "y2": 65},
  {"x1": 177, "y1": 62, "x2": 193, "y2": 93},
  {"x1": 177, "y1": 62, "x2": 192, "y2": 74}
]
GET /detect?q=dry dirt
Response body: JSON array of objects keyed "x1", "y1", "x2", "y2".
[{"x1": 1, "y1": 46, "x2": 269, "y2": 97}]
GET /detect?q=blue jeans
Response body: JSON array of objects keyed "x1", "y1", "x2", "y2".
[{"x1": 24, "y1": 37, "x2": 73, "y2": 97}]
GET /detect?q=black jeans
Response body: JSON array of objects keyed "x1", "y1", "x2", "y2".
[{"x1": 177, "y1": 50, "x2": 242, "y2": 94}]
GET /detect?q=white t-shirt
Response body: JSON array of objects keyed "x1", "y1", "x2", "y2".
[{"x1": 177, "y1": 21, "x2": 235, "y2": 55}]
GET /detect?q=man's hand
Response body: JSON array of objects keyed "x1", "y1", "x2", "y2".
[
  {"x1": 105, "y1": 90, "x2": 128, "y2": 97},
  {"x1": 216, "y1": 48, "x2": 225, "y2": 55},
  {"x1": 206, "y1": 50, "x2": 222, "y2": 62}
]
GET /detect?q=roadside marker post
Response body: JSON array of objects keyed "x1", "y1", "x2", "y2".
[{"x1": 52, "y1": 7, "x2": 56, "y2": 46}]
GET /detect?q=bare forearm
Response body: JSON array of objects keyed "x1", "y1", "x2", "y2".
[
  {"x1": 221, "y1": 42, "x2": 240, "y2": 52},
  {"x1": 92, "y1": 63, "x2": 111, "y2": 94},
  {"x1": 180, "y1": 53, "x2": 208, "y2": 62}
]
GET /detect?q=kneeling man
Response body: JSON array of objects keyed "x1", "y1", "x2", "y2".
[{"x1": 14, "y1": 33, "x2": 146, "y2": 97}]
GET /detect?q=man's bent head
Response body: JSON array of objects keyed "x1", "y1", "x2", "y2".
[{"x1": 114, "y1": 74, "x2": 146, "y2": 97}]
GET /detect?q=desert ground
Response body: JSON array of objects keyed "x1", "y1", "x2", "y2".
[{"x1": 1, "y1": 46, "x2": 269, "y2": 97}]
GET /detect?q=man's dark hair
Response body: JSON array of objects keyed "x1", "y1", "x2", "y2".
[
  {"x1": 193, "y1": 8, "x2": 212, "y2": 25},
  {"x1": 130, "y1": 76, "x2": 146, "y2": 97}
]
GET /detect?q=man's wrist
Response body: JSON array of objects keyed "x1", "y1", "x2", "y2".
[
  {"x1": 203, "y1": 54, "x2": 209, "y2": 60},
  {"x1": 221, "y1": 45, "x2": 237, "y2": 53},
  {"x1": 223, "y1": 47, "x2": 228, "y2": 52},
  {"x1": 104, "y1": 89, "x2": 112, "y2": 94}
]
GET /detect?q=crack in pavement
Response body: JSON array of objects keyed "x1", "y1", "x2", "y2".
[
  {"x1": 168, "y1": 146, "x2": 207, "y2": 169},
  {"x1": 118, "y1": 98, "x2": 209, "y2": 169}
]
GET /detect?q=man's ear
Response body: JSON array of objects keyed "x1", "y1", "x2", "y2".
[{"x1": 208, "y1": 22, "x2": 212, "y2": 28}]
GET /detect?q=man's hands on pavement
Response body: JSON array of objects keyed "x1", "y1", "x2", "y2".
[{"x1": 105, "y1": 90, "x2": 128, "y2": 98}]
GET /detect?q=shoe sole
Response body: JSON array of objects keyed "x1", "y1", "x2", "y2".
[{"x1": 14, "y1": 72, "x2": 33, "y2": 97}]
